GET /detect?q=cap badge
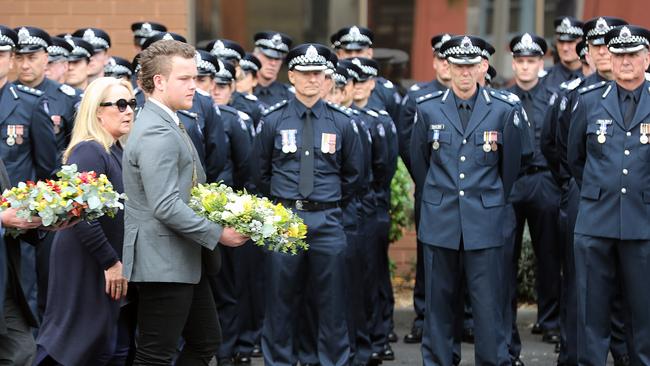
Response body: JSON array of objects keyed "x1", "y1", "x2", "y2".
[
  {"x1": 17, "y1": 27, "x2": 29, "y2": 44},
  {"x1": 108, "y1": 57, "x2": 116, "y2": 66},
  {"x1": 620, "y1": 26, "x2": 631, "y2": 40},
  {"x1": 461, "y1": 36, "x2": 473, "y2": 50},
  {"x1": 142, "y1": 23, "x2": 152, "y2": 33},
  {"x1": 305, "y1": 45, "x2": 318, "y2": 59},
  {"x1": 82, "y1": 29, "x2": 95, "y2": 43},
  {"x1": 213, "y1": 40, "x2": 225, "y2": 52},
  {"x1": 349, "y1": 26, "x2": 361, "y2": 38},
  {"x1": 522, "y1": 33, "x2": 533, "y2": 47},
  {"x1": 352, "y1": 58, "x2": 362, "y2": 67},
  {"x1": 162, "y1": 33, "x2": 174, "y2": 41},
  {"x1": 272, "y1": 33, "x2": 282, "y2": 46},
  {"x1": 562, "y1": 18, "x2": 571, "y2": 28},
  {"x1": 596, "y1": 17, "x2": 608, "y2": 32}
]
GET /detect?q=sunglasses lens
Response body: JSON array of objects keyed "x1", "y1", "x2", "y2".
[
  {"x1": 115, "y1": 99, "x2": 128, "y2": 112},
  {"x1": 128, "y1": 99, "x2": 137, "y2": 110}
]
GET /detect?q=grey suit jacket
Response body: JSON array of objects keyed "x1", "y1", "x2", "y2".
[{"x1": 122, "y1": 100, "x2": 223, "y2": 284}]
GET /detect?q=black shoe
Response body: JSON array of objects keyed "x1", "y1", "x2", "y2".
[
  {"x1": 381, "y1": 344, "x2": 395, "y2": 361},
  {"x1": 461, "y1": 328, "x2": 475, "y2": 344},
  {"x1": 512, "y1": 357, "x2": 525, "y2": 366},
  {"x1": 369, "y1": 353, "x2": 383, "y2": 365},
  {"x1": 614, "y1": 354, "x2": 631, "y2": 366},
  {"x1": 388, "y1": 331, "x2": 398, "y2": 343},
  {"x1": 542, "y1": 329, "x2": 561, "y2": 344},
  {"x1": 251, "y1": 345, "x2": 262, "y2": 358},
  {"x1": 218, "y1": 358, "x2": 235, "y2": 366},
  {"x1": 403, "y1": 327, "x2": 422, "y2": 343},
  {"x1": 531, "y1": 323, "x2": 543, "y2": 335},
  {"x1": 234, "y1": 353, "x2": 251, "y2": 365}
]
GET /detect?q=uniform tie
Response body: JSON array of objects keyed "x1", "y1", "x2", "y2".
[
  {"x1": 299, "y1": 109, "x2": 314, "y2": 198},
  {"x1": 622, "y1": 93, "x2": 635, "y2": 129},
  {"x1": 458, "y1": 102, "x2": 471, "y2": 130}
]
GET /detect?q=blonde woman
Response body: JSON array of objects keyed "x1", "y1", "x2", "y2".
[{"x1": 35, "y1": 77, "x2": 135, "y2": 366}]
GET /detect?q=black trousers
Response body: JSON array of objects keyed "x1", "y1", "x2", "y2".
[{"x1": 133, "y1": 275, "x2": 221, "y2": 366}]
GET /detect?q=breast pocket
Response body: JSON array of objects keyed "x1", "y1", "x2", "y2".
[
  {"x1": 429, "y1": 131, "x2": 452, "y2": 164},
  {"x1": 315, "y1": 132, "x2": 341, "y2": 171},
  {"x1": 585, "y1": 123, "x2": 608, "y2": 159},
  {"x1": 474, "y1": 132, "x2": 501, "y2": 166}
]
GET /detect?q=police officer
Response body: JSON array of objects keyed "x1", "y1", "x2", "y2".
[
  {"x1": 72, "y1": 27, "x2": 111, "y2": 83},
  {"x1": 548, "y1": 17, "x2": 632, "y2": 366},
  {"x1": 62, "y1": 36, "x2": 94, "y2": 91},
  {"x1": 234, "y1": 53, "x2": 266, "y2": 130},
  {"x1": 252, "y1": 31, "x2": 294, "y2": 105},
  {"x1": 567, "y1": 24, "x2": 650, "y2": 365},
  {"x1": 253, "y1": 43, "x2": 361, "y2": 366},
  {"x1": 131, "y1": 21, "x2": 166, "y2": 52},
  {"x1": 104, "y1": 56, "x2": 133, "y2": 81},
  {"x1": 543, "y1": 17, "x2": 585, "y2": 89},
  {"x1": 45, "y1": 36, "x2": 73, "y2": 84},
  {"x1": 410, "y1": 35, "x2": 523, "y2": 365},
  {"x1": 331, "y1": 26, "x2": 401, "y2": 124},
  {"x1": 400, "y1": 33, "x2": 453, "y2": 344}
]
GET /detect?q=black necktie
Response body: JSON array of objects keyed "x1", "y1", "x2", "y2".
[
  {"x1": 299, "y1": 109, "x2": 314, "y2": 198},
  {"x1": 623, "y1": 93, "x2": 635, "y2": 129},
  {"x1": 521, "y1": 92, "x2": 534, "y2": 123},
  {"x1": 459, "y1": 103, "x2": 471, "y2": 130}
]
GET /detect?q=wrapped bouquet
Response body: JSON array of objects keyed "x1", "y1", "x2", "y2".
[
  {"x1": 0, "y1": 164, "x2": 126, "y2": 237},
  {"x1": 189, "y1": 183, "x2": 308, "y2": 254}
]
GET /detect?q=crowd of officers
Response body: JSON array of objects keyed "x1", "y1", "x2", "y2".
[{"x1": 0, "y1": 11, "x2": 649, "y2": 366}]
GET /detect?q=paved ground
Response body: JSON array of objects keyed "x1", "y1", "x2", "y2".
[{"x1": 213, "y1": 305, "x2": 613, "y2": 365}]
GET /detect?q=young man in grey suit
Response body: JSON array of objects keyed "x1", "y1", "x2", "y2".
[{"x1": 122, "y1": 39, "x2": 248, "y2": 365}]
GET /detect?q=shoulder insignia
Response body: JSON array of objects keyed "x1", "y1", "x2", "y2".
[
  {"x1": 237, "y1": 110, "x2": 251, "y2": 120},
  {"x1": 513, "y1": 111, "x2": 520, "y2": 127},
  {"x1": 377, "y1": 123, "x2": 386, "y2": 137},
  {"x1": 262, "y1": 99, "x2": 289, "y2": 116},
  {"x1": 482, "y1": 89, "x2": 491, "y2": 103},
  {"x1": 602, "y1": 84, "x2": 613, "y2": 98},
  {"x1": 579, "y1": 80, "x2": 607, "y2": 94},
  {"x1": 59, "y1": 84, "x2": 76, "y2": 97},
  {"x1": 490, "y1": 90, "x2": 517, "y2": 105},
  {"x1": 239, "y1": 118, "x2": 248, "y2": 131},
  {"x1": 178, "y1": 110, "x2": 198, "y2": 119},
  {"x1": 645, "y1": 72, "x2": 650, "y2": 81},
  {"x1": 244, "y1": 93, "x2": 258, "y2": 101},
  {"x1": 288, "y1": 86, "x2": 296, "y2": 94},
  {"x1": 560, "y1": 96, "x2": 568, "y2": 111},
  {"x1": 256, "y1": 119, "x2": 264, "y2": 134},
  {"x1": 196, "y1": 88, "x2": 210, "y2": 97},
  {"x1": 548, "y1": 92, "x2": 557, "y2": 106},
  {"x1": 561, "y1": 77, "x2": 582, "y2": 91},
  {"x1": 350, "y1": 108, "x2": 360, "y2": 115},
  {"x1": 326, "y1": 101, "x2": 352, "y2": 116},
  {"x1": 213, "y1": 105, "x2": 221, "y2": 116},
  {"x1": 538, "y1": 69, "x2": 548, "y2": 78},
  {"x1": 350, "y1": 120, "x2": 359, "y2": 134},
  {"x1": 365, "y1": 109, "x2": 379, "y2": 117},
  {"x1": 383, "y1": 80, "x2": 394, "y2": 89},
  {"x1": 15, "y1": 84, "x2": 43, "y2": 97},
  {"x1": 378, "y1": 109, "x2": 389, "y2": 116},
  {"x1": 409, "y1": 83, "x2": 420, "y2": 92},
  {"x1": 415, "y1": 90, "x2": 444, "y2": 103}
]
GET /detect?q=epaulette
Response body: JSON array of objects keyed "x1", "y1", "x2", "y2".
[
  {"x1": 560, "y1": 77, "x2": 582, "y2": 91},
  {"x1": 244, "y1": 93, "x2": 258, "y2": 101},
  {"x1": 326, "y1": 101, "x2": 352, "y2": 116},
  {"x1": 219, "y1": 104, "x2": 239, "y2": 116},
  {"x1": 409, "y1": 83, "x2": 421, "y2": 92},
  {"x1": 261, "y1": 99, "x2": 288, "y2": 116},
  {"x1": 196, "y1": 88, "x2": 210, "y2": 97},
  {"x1": 237, "y1": 110, "x2": 251, "y2": 121},
  {"x1": 415, "y1": 90, "x2": 444, "y2": 103},
  {"x1": 59, "y1": 84, "x2": 76, "y2": 97},
  {"x1": 378, "y1": 110, "x2": 389, "y2": 116},
  {"x1": 365, "y1": 109, "x2": 379, "y2": 118},
  {"x1": 178, "y1": 110, "x2": 198, "y2": 119},
  {"x1": 15, "y1": 83, "x2": 43, "y2": 97},
  {"x1": 383, "y1": 79, "x2": 394, "y2": 89},
  {"x1": 578, "y1": 80, "x2": 607, "y2": 94},
  {"x1": 489, "y1": 90, "x2": 517, "y2": 105},
  {"x1": 348, "y1": 107, "x2": 360, "y2": 115}
]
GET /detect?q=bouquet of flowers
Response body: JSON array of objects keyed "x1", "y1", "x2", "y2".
[
  {"x1": 0, "y1": 164, "x2": 126, "y2": 237},
  {"x1": 189, "y1": 183, "x2": 308, "y2": 254}
]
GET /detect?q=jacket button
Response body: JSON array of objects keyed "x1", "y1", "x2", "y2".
[
  {"x1": 621, "y1": 188, "x2": 627, "y2": 194},
  {"x1": 460, "y1": 156, "x2": 466, "y2": 162},
  {"x1": 459, "y1": 173, "x2": 465, "y2": 179},
  {"x1": 624, "y1": 150, "x2": 630, "y2": 156},
  {"x1": 627, "y1": 131, "x2": 632, "y2": 137},
  {"x1": 459, "y1": 190, "x2": 465, "y2": 196},
  {"x1": 462, "y1": 139, "x2": 467, "y2": 145},
  {"x1": 623, "y1": 169, "x2": 628, "y2": 175}
]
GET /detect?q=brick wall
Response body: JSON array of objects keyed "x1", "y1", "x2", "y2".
[{"x1": 0, "y1": 0, "x2": 191, "y2": 62}]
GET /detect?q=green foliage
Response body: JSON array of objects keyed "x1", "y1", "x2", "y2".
[
  {"x1": 389, "y1": 158, "x2": 414, "y2": 243},
  {"x1": 388, "y1": 258, "x2": 397, "y2": 279},
  {"x1": 516, "y1": 225, "x2": 537, "y2": 303}
]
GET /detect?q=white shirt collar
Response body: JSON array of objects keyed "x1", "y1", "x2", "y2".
[{"x1": 149, "y1": 97, "x2": 180, "y2": 126}]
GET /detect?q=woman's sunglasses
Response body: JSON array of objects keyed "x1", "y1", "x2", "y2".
[{"x1": 99, "y1": 98, "x2": 137, "y2": 112}]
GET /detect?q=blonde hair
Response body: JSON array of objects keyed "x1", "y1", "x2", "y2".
[{"x1": 63, "y1": 77, "x2": 134, "y2": 163}]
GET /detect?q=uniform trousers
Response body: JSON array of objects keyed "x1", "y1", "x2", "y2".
[
  {"x1": 574, "y1": 234, "x2": 649, "y2": 365},
  {"x1": 262, "y1": 207, "x2": 350, "y2": 366}
]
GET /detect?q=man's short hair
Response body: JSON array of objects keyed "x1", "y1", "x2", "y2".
[{"x1": 138, "y1": 40, "x2": 195, "y2": 94}]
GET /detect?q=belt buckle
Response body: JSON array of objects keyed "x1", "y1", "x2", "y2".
[{"x1": 295, "y1": 200, "x2": 305, "y2": 211}]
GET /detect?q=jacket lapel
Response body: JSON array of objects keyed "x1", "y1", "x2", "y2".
[
  {"x1": 629, "y1": 81, "x2": 650, "y2": 131},
  {"x1": 439, "y1": 89, "x2": 464, "y2": 135},
  {"x1": 601, "y1": 83, "x2": 625, "y2": 130},
  {"x1": 463, "y1": 87, "x2": 490, "y2": 138}
]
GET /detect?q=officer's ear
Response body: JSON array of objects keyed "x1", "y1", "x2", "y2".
[
  {"x1": 643, "y1": 49, "x2": 650, "y2": 71},
  {"x1": 288, "y1": 70, "x2": 296, "y2": 85},
  {"x1": 365, "y1": 48, "x2": 374, "y2": 59},
  {"x1": 368, "y1": 78, "x2": 376, "y2": 90}
]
